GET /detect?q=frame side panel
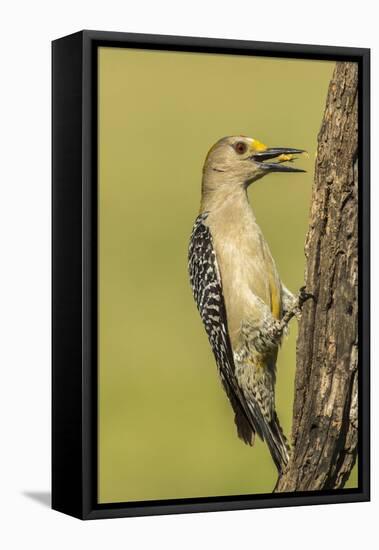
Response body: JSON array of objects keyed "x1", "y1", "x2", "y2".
[
  {"x1": 52, "y1": 32, "x2": 84, "y2": 519},
  {"x1": 360, "y1": 50, "x2": 371, "y2": 500}
]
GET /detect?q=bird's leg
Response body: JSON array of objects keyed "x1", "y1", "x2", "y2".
[{"x1": 274, "y1": 286, "x2": 316, "y2": 339}]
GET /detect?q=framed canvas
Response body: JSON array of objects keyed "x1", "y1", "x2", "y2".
[{"x1": 52, "y1": 30, "x2": 370, "y2": 520}]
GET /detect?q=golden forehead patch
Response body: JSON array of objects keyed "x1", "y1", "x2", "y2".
[{"x1": 250, "y1": 139, "x2": 268, "y2": 152}]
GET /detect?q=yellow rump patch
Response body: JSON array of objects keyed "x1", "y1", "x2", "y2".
[
  {"x1": 269, "y1": 275, "x2": 281, "y2": 320},
  {"x1": 270, "y1": 288, "x2": 281, "y2": 320}
]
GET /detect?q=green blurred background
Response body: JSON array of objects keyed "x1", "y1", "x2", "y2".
[{"x1": 98, "y1": 47, "x2": 356, "y2": 503}]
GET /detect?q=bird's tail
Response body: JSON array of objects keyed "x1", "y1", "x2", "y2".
[
  {"x1": 262, "y1": 411, "x2": 290, "y2": 473},
  {"x1": 246, "y1": 397, "x2": 290, "y2": 473}
]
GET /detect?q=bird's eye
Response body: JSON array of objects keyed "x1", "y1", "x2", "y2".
[{"x1": 234, "y1": 141, "x2": 247, "y2": 155}]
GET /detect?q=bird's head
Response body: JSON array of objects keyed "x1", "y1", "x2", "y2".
[{"x1": 201, "y1": 136, "x2": 306, "y2": 204}]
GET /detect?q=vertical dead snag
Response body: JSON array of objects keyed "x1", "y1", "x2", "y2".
[{"x1": 276, "y1": 62, "x2": 359, "y2": 492}]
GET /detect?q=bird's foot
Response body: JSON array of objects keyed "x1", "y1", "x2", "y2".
[
  {"x1": 276, "y1": 287, "x2": 316, "y2": 331},
  {"x1": 294, "y1": 286, "x2": 316, "y2": 318},
  {"x1": 298, "y1": 285, "x2": 316, "y2": 308}
]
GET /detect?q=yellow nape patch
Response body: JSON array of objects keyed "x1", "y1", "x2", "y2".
[{"x1": 250, "y1": 139, "x2": 268, "y2": 152}]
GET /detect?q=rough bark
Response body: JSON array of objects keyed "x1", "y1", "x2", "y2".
[{"x1": 276, "y1": 62, "x2": 359, "y2": 492}]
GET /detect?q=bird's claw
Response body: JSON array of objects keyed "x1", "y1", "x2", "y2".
[{"x1": 298, "y1": 285, "x2": 316, "y2": 308}]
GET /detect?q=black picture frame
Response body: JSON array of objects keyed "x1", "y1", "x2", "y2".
[{"x1": 52, "y1": 30, "x2": 370, "y2": 520}]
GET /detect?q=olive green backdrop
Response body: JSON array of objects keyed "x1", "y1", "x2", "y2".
[{"x1": 98, "y1": 47, "x2": 356, "y2": 503}]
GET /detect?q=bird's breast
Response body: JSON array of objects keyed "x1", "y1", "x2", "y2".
[{"x1": 206, "y1": 211, "x2": 281, "y2": 349}]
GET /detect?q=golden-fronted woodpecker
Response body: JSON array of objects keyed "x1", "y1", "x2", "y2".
[{"x1": 188, "y1": 135, "x2": 309, "y2": 473}]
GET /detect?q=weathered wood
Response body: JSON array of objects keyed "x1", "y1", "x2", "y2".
[{"x1": 276, "y1": 62, "x2": 359, "y2": 492}]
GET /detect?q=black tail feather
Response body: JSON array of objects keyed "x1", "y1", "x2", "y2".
[
  {"x1": 263, "y1": 412, "x2": 290, "y2": 473},
  {"x1": 245, "y1": 399, "x2": 290, "y2": 473}
]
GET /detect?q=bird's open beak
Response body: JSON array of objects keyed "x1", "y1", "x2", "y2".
[{"x1": 252, "y1": 147, "x2": 306, "y2": 173}]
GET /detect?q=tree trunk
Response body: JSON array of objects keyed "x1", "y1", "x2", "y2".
[{"x1": 276, "y1": 62, "x2": 359, "y2": 492}]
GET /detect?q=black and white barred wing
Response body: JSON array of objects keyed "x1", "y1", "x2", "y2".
[{"x1": 188, "y1": 214, "x2": 254, "y2": 445}]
